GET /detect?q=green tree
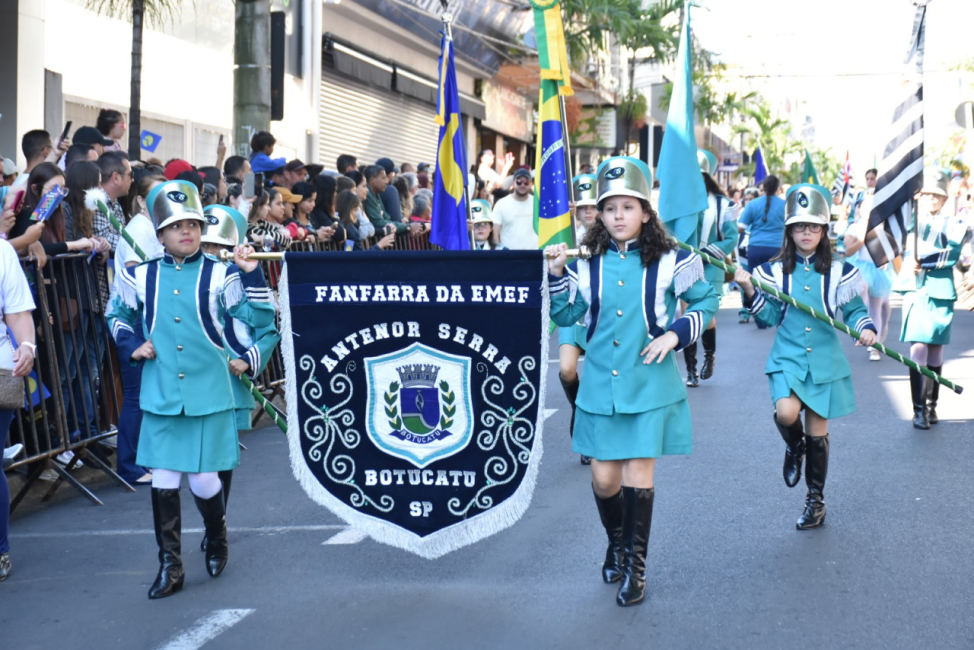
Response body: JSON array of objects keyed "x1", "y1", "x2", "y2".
[
  {"x1": 560, "y1": 0, "x2": 681, "y2": 69},
  {"x1": 85, "y1": 0, "x2": 183, "y2": 159},
  {"x1": 732, "y1": 99, "x2": 803, "y2": 178}
]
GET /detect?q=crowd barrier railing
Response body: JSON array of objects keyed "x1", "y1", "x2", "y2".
[{"x1": 7, "y1": 254, "x2": 134, "y2": 510}]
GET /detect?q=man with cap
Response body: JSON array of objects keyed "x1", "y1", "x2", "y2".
[
  {"x1": 375, "y1": 157, "x2": 404, "y2": 222},
  {"x1": 73, "y1": 126, "x2": 114, "y2": 157},
  {"x1": 491, "y1": 167, "x2": 535, "y2": 249},
  {"x1": 682, "y1": 150, "x2": 739, "y2": 386},
  {"x1": 469, "y1": 199, "x2": 503, "y2": 251},
  {"x1": 892, "y1": 166, "x2": 971, "y2": 429},
  {"x1": 282, "y1": 160, "x2": 307, "y2": 189},
  {"x1": 107, "y1": 180, "x2": 276, "y2": 599},
  {"x1": 736, "y1": 183, "x2": 876, "y2": 530},
  {"x1": 199, "y1": 205, "x2": 280, "y2": 532},
  {"x1": 545, "y1": 156, "x2": 718, "y2": 607}
]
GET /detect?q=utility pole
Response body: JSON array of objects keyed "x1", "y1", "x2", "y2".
[{"x1": 234, "y1": 0, "x2": 271, "y2": 158}]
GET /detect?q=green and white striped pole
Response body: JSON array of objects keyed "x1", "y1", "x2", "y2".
[{"x1": 677, "y1": 240, "x2": 963, "y2": 395}]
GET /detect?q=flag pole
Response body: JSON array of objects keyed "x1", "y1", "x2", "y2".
[
  {"x1": 440, "y1": 11, "x2": 474, "y2": 250},
  {"x1": 558, "y1": 94, "x2": 577, "y2": 247}
]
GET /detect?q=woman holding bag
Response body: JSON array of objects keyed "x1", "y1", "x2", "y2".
[{"x1": 0, "y1": 238, "x2": 38, "y2": 582}]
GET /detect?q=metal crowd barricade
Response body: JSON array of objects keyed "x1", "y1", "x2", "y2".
[{"x1": 6, "y1": 254, "x2": 133, "y2": 511}]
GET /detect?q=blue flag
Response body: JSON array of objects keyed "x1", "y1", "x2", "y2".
[
  {"x1": 140, "y1": 130, "x2": 162, "y2": 153},
  {"x1": 753, "y1": 147, "x2": 768, "y2": 183},
  {"x1": 430, "y1": 32, "x2": 470, "y2": 251},
  {"x1": 656, "y1": 0, "x2": 707, "y2": 245}
]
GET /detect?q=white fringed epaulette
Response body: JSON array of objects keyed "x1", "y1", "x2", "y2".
[
  {"x1": 834, "y1": 262, "x2": 865, "y2": 309},
  {"x1": 223, "y1": 272, "x2": 244, "y2": 308},
  {"x1": 115, "y1": 267, "x2": 140, "y2": 310},
  {"x1": 673, "y1": 252, "x2": 705, "y2": 297}
]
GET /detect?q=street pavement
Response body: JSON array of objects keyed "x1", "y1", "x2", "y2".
[{"x1": 3, "y1": 290, "x2": 973, "y2": 649}]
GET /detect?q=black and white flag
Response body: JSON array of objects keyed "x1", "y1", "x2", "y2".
[{"x1": 866, "y1": 1, "x2": 927, "y2": 267}]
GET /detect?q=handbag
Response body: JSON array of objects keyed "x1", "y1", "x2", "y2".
[{"x1": 0, "y1": 368, "x2": 23, "y2": 410}]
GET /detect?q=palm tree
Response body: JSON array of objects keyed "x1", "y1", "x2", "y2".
[
  {"x1": 732, "y1": 100, "x2": 803, "y2": 178},
  {"x1": 85, "y1": 0, "x2": 182, "y2": 160}
]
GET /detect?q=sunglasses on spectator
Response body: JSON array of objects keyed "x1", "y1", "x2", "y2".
[
  {"x1": 515, "y1": 178, "x2": 531, "y2": 185},
  {"x1": 792, "y1": 223, "x2": 824, "y2": 233}
]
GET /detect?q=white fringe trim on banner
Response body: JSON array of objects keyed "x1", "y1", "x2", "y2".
[{"x1": 280, "y1": 257, "x2": 550, "y2": 559}]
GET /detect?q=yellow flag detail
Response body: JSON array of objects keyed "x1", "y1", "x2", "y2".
[{"x1": 437, "y1": 114, "x2": 464, "y2": 202}]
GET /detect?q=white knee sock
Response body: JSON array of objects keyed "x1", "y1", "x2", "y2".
[
  {"x1": 151, "y1": 468, "x2": 182, "y2": 490},
  {"x1": 188, "y1": 472, "x2": 222, "y2": 499}
]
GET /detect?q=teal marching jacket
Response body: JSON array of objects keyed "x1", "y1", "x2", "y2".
[
  {"x1": 550, "y1": 241, "x2": 719, "y2": 415},
  {"x1": 744, "y1": 254, "x2": 876, "y2": 418},
  {"x1": 697, "y1": 193, "x2": 739, "y2": 289},
  {"x1": 219, "y1": 262, "x2": 281, "y2": 431},
  {"x1": 107, "y1": 250, "x2": 276, "y2": 471}
]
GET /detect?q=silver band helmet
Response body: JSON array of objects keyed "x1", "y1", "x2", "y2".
[
  {"x1": 697, "y1": 149, "x2": 718, "y2": 176},
  {"x1": 146, "y1": 180, "x2": 205, "y2": 231},
  {"x1": 201, "y1": 205, "x2": 243, "y2": 247},
  {"x1": 572, "y1": 174, "x2": 598, "y2": 208},
  {"x1": 920, "y1": 166, "x2": 950, "y2": 197},
  {"x1": 469, "y1": 199, "x2": 492, "y2": 224},
  {"x1": 784, "y1": 183, "x2": 831, "y2": 226},
  {"x1": 595, "y1": 156, "x2": 653, "y2": 207}
]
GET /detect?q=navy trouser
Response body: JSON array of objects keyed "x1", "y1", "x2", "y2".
[
  {"x1": 1, "y1": 408, "x2": 14, "y2": 554},
  {"x1": 114, "y1": 342, "x2": 147, "y2": 482}
]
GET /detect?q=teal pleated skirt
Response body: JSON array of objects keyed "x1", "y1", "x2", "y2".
[
  {"x1": 138, "y1": 410, "x2": 240, "y2": 473},
  {"x1": 235, "y1": 408, "x2": 252, "y2": 432},
  {"x1": 900, "y1": 293, "x2": 954, "y2": 345},
  {"x1": 557, "y1": 323, "x2": 588, "y2": 351},
  {"x1": 572, "y1": 400, "x2": 692, "y2": 460},
  {"x1": 768, "y1": 371, "x2": 856, "y2": 419}
]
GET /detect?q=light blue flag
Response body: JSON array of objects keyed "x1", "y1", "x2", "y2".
[
  {"x1": 753, "y1": 147, "x2": 768, "y2": 183},
  {"x1": 656, "y1": 0, "x2": 707, "y2": 246},
  {"x1": 430, "y1": 31, "x2": 470, "y2": 251}
]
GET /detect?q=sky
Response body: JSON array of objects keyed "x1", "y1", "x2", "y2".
[{"x1": 691, "y1": 0, "x2": 974, "y2": 176}]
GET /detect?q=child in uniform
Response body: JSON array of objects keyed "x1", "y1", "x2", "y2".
[
  {"x1": 735, "y1": 184, "x2": 877, "y2": 529},
  {"x1": 107, "y1": 180, "x2": 276, "y2": 599},
  {"x1": 683, "y1": 150, "x2": 739, "y2": 386},
  {"x1": 892, "y1": 166, "x2": 970, "y2": 429},
  {"x1": 557, "y1": 173, "x2": 599, "y2": 465},
  {"x1": 199, "y1": 204, "x2": 281, "y2": 527},
  {"x1": 545, "y1": 157, "x2": 718, "y2": 607}
]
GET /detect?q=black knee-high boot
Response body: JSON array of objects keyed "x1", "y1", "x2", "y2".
[
  {"x1": 910, "y1": 368, "x2": 930, "y2": 430},
  {"x1": 194, "y1": 487, "x2": 229, "y2": 577},
  {"x1": 203, "y1": 470, "x2": 234, "y2": 551},
  {"x1": 925, "y1": 365, "x2": 941, "y2": 424},
  {"x1": 616, "y1": 486, "x2": 654, "y2": 607},
  {"x1": 593, "y1": 487, "x2": 625, "y2": 584},
  {"x1": 148, "y1": 488, "x2": 184, "y2": 599},
  {"x1": 683, "y1": 342, "x2": 699, "y2": 387},
  {"x1": 560, "y1": 373, "x2": 590, "y2": 465},
  {"x1": 774, "y1": 412, "x2": 805, "y2": 488},
  {"x1": 700, "y1": 328, "x2": 716, "y2": 380},
  {"x1": 796, "y1": 434, "x2": 829, "y2": 530}
]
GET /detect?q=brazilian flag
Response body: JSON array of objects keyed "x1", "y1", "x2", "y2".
[{"x1": 802, "y1": 150, "x2": 820, "y2": 185}]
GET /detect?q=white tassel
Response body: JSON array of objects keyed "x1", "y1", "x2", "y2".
[
  {"x1": 835, "y1": 268, "x2": 865, "y2": 308},
  {"x1": 674, "y1": 254, "x2": 705, "y2": 296},
  {"x1": 223, "y1": 274, "x2": 244, "y2": 307},
  {"x1": 84, "y1": 188, "x2": 111, "y2": 216},
  {"x1": 114, "y1": 275, "x2": 139, "y2": 310}
]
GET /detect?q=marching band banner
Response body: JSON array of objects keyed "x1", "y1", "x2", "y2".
[{"x1": 279, "y1": 251, "x2": 549, "y2": 558}]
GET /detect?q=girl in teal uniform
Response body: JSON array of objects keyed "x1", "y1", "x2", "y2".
[
  {"x1": 200, "y1": 204, "x2": 281, "y2": 527},
  {"x1": 892, "y1": 166, "x2": 970, "y2": 429},
  {"x1": 736, "y1": 184, "x2": 877, "y2": 530},
  {"x1": 546, "y1": 157, "x2": 718, "y2": 607},
  {"x1": 683, "y1": 150, "x2": 739, "y2": 386},
  {"x1": 557, "y1": 174, "x2": 598, "y2": 465},
  {"x1": 107, "y1": 181, "x2": 276, "y2": 599}
]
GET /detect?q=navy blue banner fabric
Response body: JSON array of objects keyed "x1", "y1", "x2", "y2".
[{"x1": 280, "y1": 251, "x2": 549, "y2": 558}]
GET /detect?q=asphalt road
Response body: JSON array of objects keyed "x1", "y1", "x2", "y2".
[{"x1": 3, "y1": 291, "x2": 973, "y2": 649}]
